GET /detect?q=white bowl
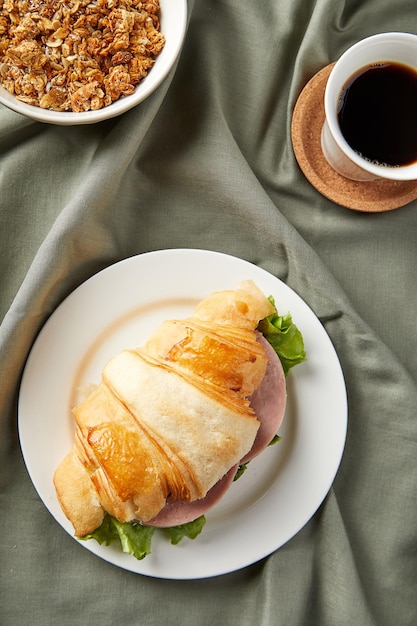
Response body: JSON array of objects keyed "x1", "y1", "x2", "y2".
[{"x1": 0, "y1": 0, "x2": 187, "y2": 125}]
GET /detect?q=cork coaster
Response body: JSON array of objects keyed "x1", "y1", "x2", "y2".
[{"x1": 291, "y1": 63, "x2": 417, "y2": 212}]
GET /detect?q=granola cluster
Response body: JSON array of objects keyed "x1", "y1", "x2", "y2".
[{"x1": 0, "y1": 0, "x2": 165, "y2": 112}]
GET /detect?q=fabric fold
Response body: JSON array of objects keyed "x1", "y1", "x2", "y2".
[{"x1": 1, "y1": 0, "x2": 416, "y2": 624}]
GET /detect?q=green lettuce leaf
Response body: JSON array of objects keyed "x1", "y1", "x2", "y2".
[
  {"x1": 166, "y1": 515, "x2": 206, "y2": 545},
  {"x1": 80, "y1": 514, "x2": 155, "y2": 560},
  {"x1": 233, "y1": 462, "x2": 248, "y2": 481},
  {"x1": 81, "y1": 514, "x2": 206, "y2": 558},
  {"x1": 257, "y1": 296, "x2": 306, "y2": 375},
  {"x1": 268, "y1": 434, "x2": 282, "y2": 446}
]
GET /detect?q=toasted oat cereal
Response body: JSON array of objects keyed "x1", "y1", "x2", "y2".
[{"x1": 0, "y1": 0, "x2": 165, "y2": 112}]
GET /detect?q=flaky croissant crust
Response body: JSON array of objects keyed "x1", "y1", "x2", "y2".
[{"x1": 54, "y1": 280, "x2": 275, "y2": 536}]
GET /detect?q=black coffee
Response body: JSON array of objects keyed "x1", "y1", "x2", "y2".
[{"x1": 337, "y1": 62, "x2": 417, "y2": 167}]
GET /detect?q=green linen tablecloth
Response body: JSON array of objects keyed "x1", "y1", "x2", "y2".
[{"x1": 1, "y1": 1, "x2": 416, "y2": 624}]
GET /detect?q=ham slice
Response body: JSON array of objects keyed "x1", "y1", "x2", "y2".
[
  {"x1": 241, "y1": 334, "x2": 287, "y2": 463},
  {"x1": 146, "y1": 464, "x2": 238, "y2": 528},
  {"x1": 146, "y1": 334, "x2": 287, "y2": 528}
]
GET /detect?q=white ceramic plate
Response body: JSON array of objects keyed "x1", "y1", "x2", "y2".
[{"x1": 18, "y1": 249, "x2": 347, "y2": 579}]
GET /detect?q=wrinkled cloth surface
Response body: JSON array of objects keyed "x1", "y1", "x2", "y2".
[{"x1": 1, "y1": 1, "x2": 416, "y2": 625}]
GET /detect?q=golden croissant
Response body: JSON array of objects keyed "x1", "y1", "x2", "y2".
[{"x1": 53, "y1": 280, "x2": 278, "y2": 537}]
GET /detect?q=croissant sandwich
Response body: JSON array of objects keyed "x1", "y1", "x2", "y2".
[{"x1": 54, "y1": 279, "x2": 305, "y2": 554}]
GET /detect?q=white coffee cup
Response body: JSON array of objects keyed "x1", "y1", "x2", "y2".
[{"x1": 321, "y1": 32, "x2": 417, "y2": 181}]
